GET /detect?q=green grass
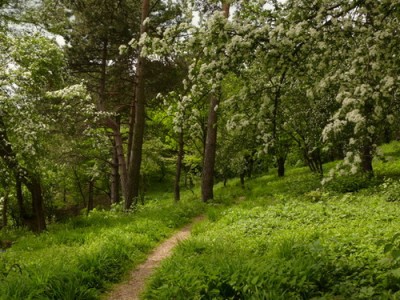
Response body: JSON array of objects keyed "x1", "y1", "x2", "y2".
[
  {"x1": 2, "y1": 141, "x2": 400, "y2": 299},
  {"x1": 0, "y1": 197, "x2": 206, "y2": 299},
  {"x1": 142, "y1": 142, "x2": 400, "y2": 299}
]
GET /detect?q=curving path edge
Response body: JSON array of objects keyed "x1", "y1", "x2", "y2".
[{"x1": 105, "y1": 216, "x2": 204, "y2": 300}]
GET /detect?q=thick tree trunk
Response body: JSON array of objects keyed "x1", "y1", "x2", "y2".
[
  {"x1": 222, "y1": 2, "x2": 230, "y2": 18},
  {"x1": 23, "y1": 177, "x2": 46, "y2": 233},
  {"x1": 174, "y1": 130, "x2": 184, "y2": 202},
  {"x1": 126, "y1": 0, "x2": 150, "y2": 210},
  {"x1": 201, "y1": 95, "x2": 219, "y2": 202}
]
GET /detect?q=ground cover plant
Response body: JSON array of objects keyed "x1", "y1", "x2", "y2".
[
  {"x1": 143, "y1": 143, "x2": 400, "y2": 299},
  {"x1": 0, "y1": 197, "x2": 205, "y2": 300}
]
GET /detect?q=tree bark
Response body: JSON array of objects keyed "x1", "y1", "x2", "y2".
[
  {"x1": 26, "y1": 177, "x2": 46, "y2": 233},
  {"x1": 110, "y1": 139, "x2": 120, "y2": 204},
  {"x1": 201, "y1": 95, "x2": 219, "y2": 202},
  {"x1": 277, "y1": 156, "x2": 285, "y2": 177},
  {"x1": 127, "y1": 100, "x2": 135, "y2": 165},
  {"x1": 240, "y1": 173, "x2": 245, "y2": 188},
  {"x1": 222, "y1": 2, "x2": 230, "y2": 18},
  {"x1": 361, "y1": 141, "x2": 374, "y2": 176},
  {"x1": 2, "y1": 190, "x2": 8, "y2": 228},
  {"x1": 87, "y1": 179, "x2": 95, "y2": 214},
  {"x1": 15, "y1": 175, "x2": 25, "y2": 226},
  {"x1": 174, "y1": 130, "x2": 184, "y2": 202},
  {"x1": 73, "y1": 168, "x2": 86, "y2": 207},
  {"x1": 126, "y1": 0, "x2": 150, "y2": 210}
]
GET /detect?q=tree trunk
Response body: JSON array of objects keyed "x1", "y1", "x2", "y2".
[
  {"x1": 174, "y1": 130, "x2": 184, "y2": 202},
  {"x1": 26, "y1": 177, "x2": 46, "y2": 233},
  {"x1": 110, "y1": 139, "x2": 120, "y2": 204},
  {"x1": 201, "y1": 95, "x2": 219, "y2": 202},
  {"x1": 112, "y1": 127, "x2": 129, "y2": 203},
  {"x1": 240, "y1": 173, "x2": 245, "y2": 188},
  {"x1": 201, "y1": 2, "x2": 230, "y2": 202},
  {"x1": 222, "y1": 2, "x2": 230, "y2": 18},
  {"x1": 126, "y1": 0, "x2": 150, "y2": 210},
  {"x1": 361, "y1": 142, "x2": 374, "y2": 176},
  {"x1": 87, "y1": 179, "x2": 94, "y2": 214},
  {"x1": 277, "y1": 156, "x2": 285, "y2": 177},
  {"x1": 127, "y1": 100, "x2": 135, "y2": 165},
  {"x1": 2, "y1": 190, "x2": 8, "y2": 228},
  {"x1": 16, "y1": 175, "x2": 25, "y2": 226},
  {"x1": 73, "y1": 168, "x2": 86, "y2": 207}
]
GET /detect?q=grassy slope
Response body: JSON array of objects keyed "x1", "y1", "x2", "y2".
[
  {"x1": 0, "y1": 197, "x2": 205, "y2": 299},
  {"x1": 142, "y1": 142, "x2": 400, "y2": 299}
]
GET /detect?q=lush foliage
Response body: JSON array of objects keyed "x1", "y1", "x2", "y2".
[{"x1": 1, "y1": 0, "x2": 400, "y2": 297}]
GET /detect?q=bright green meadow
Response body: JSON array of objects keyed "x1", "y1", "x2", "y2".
[
  {"x1": 1, "y1": 142, "x2": 400, "y2": 299},
  {"x1": 0, "y1": 198, "x2": 205, "y2": 299},
  {"x1": 142, "y1": 142, "x2": 400, "y2": 299}
]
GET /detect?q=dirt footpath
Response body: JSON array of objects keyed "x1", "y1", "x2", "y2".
[{"x1": 106, "y1": 216, "x2": 203, "y2": 300}]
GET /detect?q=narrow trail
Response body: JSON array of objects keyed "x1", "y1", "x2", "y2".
[{"x1": 105, "y1": 216, "x2": 204, "y2": 300}]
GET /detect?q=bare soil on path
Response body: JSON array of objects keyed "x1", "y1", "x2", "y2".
[{"x1": 105, "y1": 216, "x2": 204, "y2": 300}]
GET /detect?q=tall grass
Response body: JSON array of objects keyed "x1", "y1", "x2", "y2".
[
  {"x1": 142, "y1": 142, "x2": 400, "y2": 299},
  {"x1": 0, "y1": 197, "x2": 205, "y2": 299}
]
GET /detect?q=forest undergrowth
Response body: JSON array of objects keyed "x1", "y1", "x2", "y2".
[
  {"x1": 142, "y1": 142, "x2": 400, "y2": 300},
  {"x1": 1, "y1": 142, "x2": 400, "y2": 299},
  {"x1": 0, "y1": 195, "x2": 205, "y2": 299}
]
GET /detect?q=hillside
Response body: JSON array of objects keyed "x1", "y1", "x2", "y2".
[
  {"x1": 1, "y1": 143, "x2": 400, "y2": 299},
  {"x1": 142, "y1": 142, "x2": 400, "y2": 299}
]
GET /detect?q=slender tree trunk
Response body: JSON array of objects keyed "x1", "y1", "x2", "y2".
[
  {"x1": 361, "y1": 142, "x2": 374, "y2": 176},
  {"x1": 222, "y1": 2, "x2": 230, "y2": 17},
  {"x1": 240, "y1": 173, "x2": 245, "y2": 188},
  {"x1": 73, "y1": 168, "x2": 86, "y2": 207},
  {"x1": 110, "y1": 140, "x2": 120, "y2": 204},
  {"x1": 126, "y1": 0, "x2": 150, "y2": 210},
  {"x1": 201, "y1": 2, "x2": 230, "y2": 202},
  {"x1": 16, "y1": 175, "x2": 25, "y2": 226},
  {"x1": 174, "y1": 130, "x2": 184, "y2": 202},
  {"x1": 2, "y1": 190, "x2": 8, "y2": 228},
  {"x1": 99, "y1": 39, "x2": 108, "y2": 109},
  {"x1": 87, "y1": 179, "x2": 94, "y2": 214},
  {"x1": 277, "y1": 156, "x2": 285, "y2": 177},
  {"x1": 127, "y1": 101, "x2": 135, "y2": 165},
  {"x1": 113, "y1": 128, "x2": 129, "y2": 203},
  {"x1": 201, "y1": 95, "x2": 219, "y2": 202}
]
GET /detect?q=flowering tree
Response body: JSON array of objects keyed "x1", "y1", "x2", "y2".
[
  {"x1": 0, "y1": 21, "x2": 105, "y2": 231},
  {"x1": 294, "y1": 0, "x2": 400, "y2": 176}
]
